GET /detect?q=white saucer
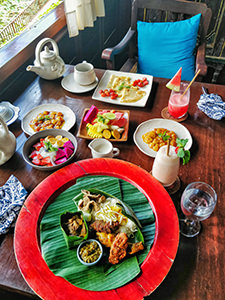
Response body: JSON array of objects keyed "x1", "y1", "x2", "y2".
[
  {"x1": 61, "y1": 73, "x2": 99, "y2": 93},
  {"x1": 0, "y1": 101, "x2": 20, "y2": 125}
]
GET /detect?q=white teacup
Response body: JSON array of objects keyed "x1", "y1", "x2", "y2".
[
  {"x1": 74, "y1": 61, "x2": 96, "y2": 86},
  {"x1": 88, "y1": 138, "x2": 120, "y2": 158}
]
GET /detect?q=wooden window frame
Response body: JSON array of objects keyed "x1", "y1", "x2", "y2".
[{"x1": 0, "y1": 2, "x2": 66, "y2": 85}]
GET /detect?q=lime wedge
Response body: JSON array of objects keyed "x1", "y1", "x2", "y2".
[{"x1": 103, "y1": 112, "x2": 116, "y2": 120}]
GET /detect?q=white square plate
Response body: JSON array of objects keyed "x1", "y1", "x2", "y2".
[{"x1": 92, "y1": 70, "x2": 153, "y2": 107}]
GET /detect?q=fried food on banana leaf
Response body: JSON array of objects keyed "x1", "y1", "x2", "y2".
[
  {"x1": 128, "y1": 241, "x2": 144, "y2": 255},
  {"x1": 109, "y1": 232, "x2": 128, "y2": 265},
  {"x1": 96, "y1": 232, "x2": 115, "y2": 248},
  {"x1": 90, "y1": 220, "x2": 119, "y2": 234}
]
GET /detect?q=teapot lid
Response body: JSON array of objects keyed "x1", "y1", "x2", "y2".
[{"x1": 40, "y1": 46, "x2": 56, "y2": 60}]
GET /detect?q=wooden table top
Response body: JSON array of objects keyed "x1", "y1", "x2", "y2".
[{"x1": 0, "y1": 67, "x2": 224, "y2": 300}]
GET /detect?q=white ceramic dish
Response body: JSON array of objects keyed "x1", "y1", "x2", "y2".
[
  {"x1": 133, "y1": 118, "x2": 192, "y2": 158},
  {"x1": 77, "y1": 239, "x2": 103, "y2": 266},
  {"x1": 92, "y1": 70, "x2": 153, "y2": 107},
  {"x1": 61, "y1": 73, "x2": 99, "y2": 93},
  {"x1": 22, "y1": 103, "x2": 76, "y2": 136},
  {"x1": 0, "y1": 101, "x2": 20, "y2": 125}
]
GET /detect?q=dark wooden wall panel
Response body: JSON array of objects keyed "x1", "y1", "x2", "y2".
[{"x1": 1, "y1": 0, "x2": 225, "y2": 101}]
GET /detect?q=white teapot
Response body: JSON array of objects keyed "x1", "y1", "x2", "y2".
[
  {"x1": 0, "y1": 116, "x2": 16, "y2": 165},
  {"x1": 26, "y1": 38, "x2": 65, "y2": 80}
]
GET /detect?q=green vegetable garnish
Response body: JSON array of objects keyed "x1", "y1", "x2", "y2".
[
  {"x1": 38, "y1": 116, "x2": 51, "y2": 121},
  {"x1": 117, "y1": 82, "x2": 131, "y2": 90},
  {"x1": 176, "y1": 138, "x2": 190, "y2": 165},
  {"x1": 44, "y1": 141, "x2": 58, "y2": 152},
  {"x1": 158, "y1": 131, "x2": 170, "y2": 141},
  {"x1": 92, "y1": 115, "x2": 105, "y2": 124},
  {"x1": 118, "y1": 82, "x2": 125, "y2": 90}
]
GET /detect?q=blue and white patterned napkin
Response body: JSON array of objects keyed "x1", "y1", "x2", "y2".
[
  {"x1": 0, "y1": 175, "x2": 27, "y2": 235},
  {"x1": 197, "y1": 87, "x2": 225, "y2": 120}
]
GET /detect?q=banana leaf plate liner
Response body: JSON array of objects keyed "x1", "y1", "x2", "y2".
[
  {"x1": 40, "y1": 175, "x2": 155, "y2": 291},
  {"x1": 14, "y1": 159, "x2": 179, "y2": 300}
]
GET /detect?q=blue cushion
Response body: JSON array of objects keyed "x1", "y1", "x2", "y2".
[{"x1": 137, "y1": 14, "x2": 201, "y2": 81}]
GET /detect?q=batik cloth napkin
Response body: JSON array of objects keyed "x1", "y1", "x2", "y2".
[
  {"x1": 197, "y1": 87, "x2": 225, "y2": 120},
  {"x1": 0, "y1": 175, "x2": 27, "y2": 235}
]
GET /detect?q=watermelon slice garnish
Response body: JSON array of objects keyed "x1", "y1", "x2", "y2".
[{"x1": 166, "y1": 67, "x2": 182, "y2": 92}]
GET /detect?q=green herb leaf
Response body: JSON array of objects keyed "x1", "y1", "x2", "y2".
[
  {"x1": 175, "y1": 138, "x2": 190, "y2": 165},
  {"x1": 177, "y1": 148, "x2": 185, "y2": 158},
  {"x1": 118, "y1": 82, "x2": 125, "y2": 90},
  {"x1": 176, "y1": 138, "x2": 188, "y2": 148},
  {"x1": 158, "y1": 131, "x2": 170, "y2": 141},
  {"x1": 44, "y1": 141, "x2": 58, "y2": 152},
  {"x1": 44, "y1": 141, "x2": 50, "y2": 149},
  {"x1": 38, "y1": 115, "x2": 51, "y2": 121},
  {"x1": 97, "y1": 115, "x2": 105, "y2": 123},
  {"x1": 38, "y1": 117, "x2": 45, "y2": 121},
  {"x1": 183, "y1": 150, "x2": 191, "y2": 165}
]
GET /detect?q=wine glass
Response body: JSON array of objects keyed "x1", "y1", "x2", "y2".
[{"x1": 179, "y1": 182, "x2": 217, "y2": 237}]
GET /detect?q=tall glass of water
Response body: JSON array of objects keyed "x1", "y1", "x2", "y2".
[{"x1": 180, "y1": 182, "x2": 217, "y2": 237}]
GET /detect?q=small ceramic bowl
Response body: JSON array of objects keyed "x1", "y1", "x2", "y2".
[
  {"x1": 0, "y1": 101, "x2": 20, "y2": 125},
  {"x1": 22, "y1": 129, "x2": 77, "y2": 171},
  {"x1": 77, "y1": 239, "x2": 103, "y2": 266}
]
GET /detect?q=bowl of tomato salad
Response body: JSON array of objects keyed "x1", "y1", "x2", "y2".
[{"x1": 22, "y1": 129, "x2": 77, "y2": 171}]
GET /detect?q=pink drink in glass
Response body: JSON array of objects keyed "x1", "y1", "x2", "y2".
[{"x1": 168, "y1": 82, "x2": 190, "y2": 118}]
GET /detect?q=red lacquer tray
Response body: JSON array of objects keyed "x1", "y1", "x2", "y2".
[{"x1": 14, "y1": 158, "x2": 179, "y2": 300}]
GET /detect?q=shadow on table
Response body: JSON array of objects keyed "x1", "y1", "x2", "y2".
[
  {"x1": 0, "y1": 289, "x2": 40, "y2": 300},
  {"x1": 145, "y1": 235, "x2": 197, "y2": 300}
]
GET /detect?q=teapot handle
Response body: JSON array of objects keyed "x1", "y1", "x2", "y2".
[
  {"x1": 0, "y1": 116, "x2": 9, "y2": 134},
  {"x1": 35, "y1": 38, "x2": 59, "y2": 66}
]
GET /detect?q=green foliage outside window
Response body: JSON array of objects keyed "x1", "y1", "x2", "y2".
[{"x1": 0, "y1": 0, "x2": 62, "y2": 48}]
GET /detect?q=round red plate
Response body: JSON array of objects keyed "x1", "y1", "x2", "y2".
[{"x1": 14, "y1": 158, "x2": 179, "y2": 300}]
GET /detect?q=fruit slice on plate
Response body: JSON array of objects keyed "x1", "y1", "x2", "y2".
[
  {"x1": 84, "y1": 105, "x2": 99, "y2": 124},
  {"x1": 166, "y1": 67, "x2": 182, "y2": 92}
]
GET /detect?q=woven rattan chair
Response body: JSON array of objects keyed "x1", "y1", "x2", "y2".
[{"x1": 101, "y1": 0, "x2": 212, "y2": 79}]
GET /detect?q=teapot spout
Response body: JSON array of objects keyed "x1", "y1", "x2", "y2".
[{"x1": 26, "y1": 65, "x2": 41, "y2": 74}]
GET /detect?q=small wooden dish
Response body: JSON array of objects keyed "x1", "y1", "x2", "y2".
[{"x1": 77, "y1": 108, "x2": 130, "y2": 142}]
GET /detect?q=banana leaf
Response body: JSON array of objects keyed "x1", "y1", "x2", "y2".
[
  {"x1": 60, "y1": 211, "x2": 88, "y2": 249},
  {"x1": 40, "y1": 175, "x2": 155, "y2": 291}
]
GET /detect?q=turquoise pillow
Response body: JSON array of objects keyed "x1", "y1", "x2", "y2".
[{"x1": 137, "y1": 14, "x2": 201, "y2": 81}]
